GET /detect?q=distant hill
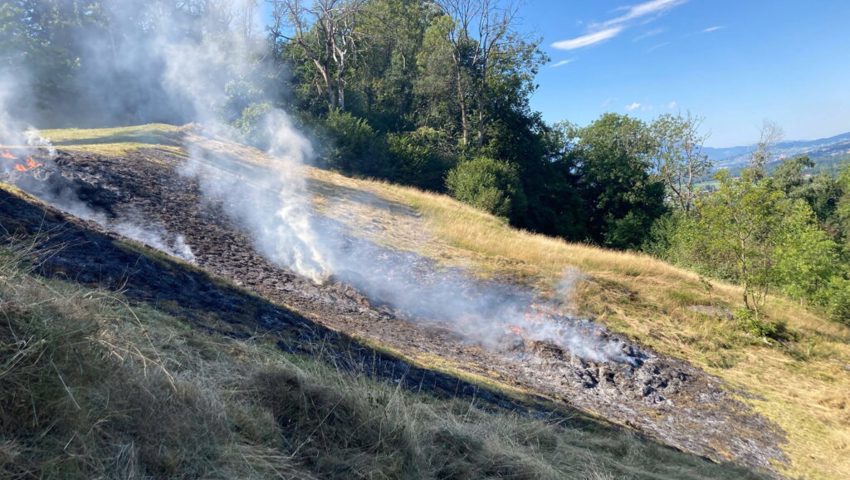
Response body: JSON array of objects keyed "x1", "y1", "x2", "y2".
[{"x1": 704, "y1": 131, "x2": 850, "y2": 170}]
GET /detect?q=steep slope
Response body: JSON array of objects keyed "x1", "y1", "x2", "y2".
[
  {"x1": 3, "y1": 124, "x2": 850, "y2": 479},
  {"x1": 0, "y1": 162, "x2": 766, "y2": 480},
  {"x1": 0, "y1": 210, "x2": 768, "y2": 480}
]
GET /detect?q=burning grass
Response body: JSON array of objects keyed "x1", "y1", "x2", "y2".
[
  {"x1": 0, "y1": 243, "x2": 765, "y2": 479},
  {"x1": 30, "y1": 124, "x2": 850, "y2": 479}
]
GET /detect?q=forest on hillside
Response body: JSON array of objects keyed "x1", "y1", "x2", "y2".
[{"x1": 3, "y1": 0, "x2": 850, "y2": 325}]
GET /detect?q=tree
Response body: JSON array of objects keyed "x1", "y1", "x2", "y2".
[
  {"x1": 414, "y1": 15, "x2": 460, "y2": 137},
  {"x1": 320, "y1": 109, "x2": 378, "y2": 173},
  {"x1": 772, "y1": 155, "x2": 815, "y2": 196},
  {"x1": 677, "y1": 169, "x2": 838, "y2": 315},
  {"x1": 773, "y1": 200, "x2": 839, "y2": 305},
  {"x1": 269, "y1": 0, "x2": 366, "y2": 111},
  {"x1": 346, "y1": 0, "x2": 430, "y2": 130},
  {"x1": 446, "y1": 156, "x2": 525, "y2": 218},
  {"x1": 571, "y1": 113, "x2": 666, "y2": 249},
  {"x1": 431, "y1": 0, "x2": 540, "y2": 148},
  {"x1": 750, "y1": 120, "x2": 783, "y2": 176},
  {"x1": 772, "y1": 156, "x2": 843, "y2": 233},
  {"x1": 386, "y1": 126, "x2": 455, "y2": 191},
  {"x1": 651, "y1": 112, "x2": 711, "y2": 213}
]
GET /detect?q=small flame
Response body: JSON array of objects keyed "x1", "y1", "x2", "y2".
[
  {"x1": 507, "y1": 325, "x2": 525, "y2": 336},
  {"x1": 14, "y1": 157, "x2": 42, "y2": 172},
  {"x1": 1, "y1": 150, "x2": 16, "y2": 160}
]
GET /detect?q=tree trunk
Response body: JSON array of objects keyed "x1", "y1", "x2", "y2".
[
  {"x1": 455, "y1": 66, "x2": 468, "y2": 147},
  {"x1": 337, "y1": 79, "x2": 346, "y2": 111},
  {"x1": 476, "y1": 108, "x2": 484, "y2": 147}
]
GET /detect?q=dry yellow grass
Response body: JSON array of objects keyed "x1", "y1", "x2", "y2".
[
  {"x1": 37, "y1": 124, "x2": 850, "y2": 479},
  {"x1": 305, "y1": 165, "x2": 850, "y2": 480},
  {"x1": 39, "y1": 124, "x2": 185, "y2": 155}
]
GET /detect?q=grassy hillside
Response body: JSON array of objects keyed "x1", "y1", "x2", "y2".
[
  {"x1": 0, "y1": 238, "x2": 768, "y2": 479},
  {"x1": 28, "y1": 124, "x2": 850, "y2": 479}
]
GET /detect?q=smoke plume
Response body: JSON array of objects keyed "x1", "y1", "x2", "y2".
[{"x1": 0, "y1": 0, "x2": 631, "y2": 364}]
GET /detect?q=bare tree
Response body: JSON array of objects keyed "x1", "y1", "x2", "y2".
[
  {"x1": 268, "y1": 0, "x2": 365, "y2": 111},
  {"x1": 651, "y1": 112, "x2": 711, "y2": 213},
  {"x1": 433, "y1": 0, "x2": 521, "y2": 147},
  {"x1": 751, "y1": 120, "x2": 784, "y2": 175}
]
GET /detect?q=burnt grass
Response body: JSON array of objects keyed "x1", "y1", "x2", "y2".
[{"x1": 1, "y1": 146, "x2": 786, "y2": 476}]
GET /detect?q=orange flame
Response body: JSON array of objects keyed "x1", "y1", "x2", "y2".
[
  {"x1": 14, "y1": 157, "x2": 42, "y2": 172},
  {"x1": 507, "y1": 325, "x2": 524, "y2": 336},
  {"x1": 1, "y1": 150, "x2": 16, "y2": 160}
]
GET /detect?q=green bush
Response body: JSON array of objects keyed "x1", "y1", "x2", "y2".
[
  {"x1": 828, "y1": 277, "x2": 850, "y2": 326},
  {"x1": 322, "y1": 110, "x2": 379, "y2": 174},
  {"x1": 386, "y1": 127, "x2": 455, "y2": 191},
  {"x1": 233, "y1": 102, "x2": 273, "y2": 146},
  {"x1": 446, "y1": 156, "x2": 526, "y2": 219},
  {"x1": 734, "y1": 308, "x2": 792, "y2": 342}
]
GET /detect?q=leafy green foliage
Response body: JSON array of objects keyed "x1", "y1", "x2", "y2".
[
  {"x1": 650, "y1": 113, "x2": 711, "y2": 213},
  {"x1": 672, "y1": 170, "x2": 807, "y2": 313},
  {"x1": 386, "y1": 127, "x2": 455, "y2": 191},
  {"x1": 446, "y1": 156, "x2": 526, "y2": 218},
  {"x1": 321, "y1": 110, "x2": 380, "y2": 174},
  {"x1": 734, "y1": 308, "x2": 792, "y2": 342},
  {"x1": 571, "y1": 114, "x2": 667, "y2": 249},
  {"x1": 827, "y1": 278, "x2": 850, "y2": 325},
  {"x1": 658, "y1": 164, "x2": 850, "y2": 321},
  {"x1": 233, "y1": 102, "x2": 273, "y2": 146}
]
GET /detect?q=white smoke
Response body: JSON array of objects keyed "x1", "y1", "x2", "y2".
[
  {"x1": 0, "y1": 71, "x2": 193, "y2": 263},
  {"x1": 0, "y1": 0, "x2": 631, "y2": 365},
  {"x1": 180, "y1": 116, "x2": 330, "y2": 282},
  {"x1": 151, "y1": 10, "x2": 331, "y2": 282}
]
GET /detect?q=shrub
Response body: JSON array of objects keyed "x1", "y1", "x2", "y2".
[
  {"x1": 321, "y1": 110, "x2": 378, "y2": 174},
  {"x1": 828, "y1": 277, "x2": 850, "y2": 326},
  {"x1": 734, "y1": 308, "x2": 792, "y2": 342},
  {"x1": 386, "y1": 127, "x2": 455, "y2": 191},
  {"x1": 446, "y1": 156, "x2": 526, "y2": 219},
  {"x1": 233, "y1": 101, "x2": 273, "y2": 146}
]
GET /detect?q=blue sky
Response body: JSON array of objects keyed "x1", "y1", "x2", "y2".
[{"x1": 526, "y1": 0, "x2": 850, "y2": 147}]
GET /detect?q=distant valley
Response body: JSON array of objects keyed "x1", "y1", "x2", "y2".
[{"x1": 705, "y1": 131, "x2": 850, "y2": 170}]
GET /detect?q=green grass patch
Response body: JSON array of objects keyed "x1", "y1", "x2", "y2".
[{"x1": 39, "y1": 124, "x2": 185, "y2": 155}]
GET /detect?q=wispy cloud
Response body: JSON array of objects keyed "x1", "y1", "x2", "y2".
[
  {"x1": 605, "y1": 0, "x2": 688, "y2": 27},
  {"x1": 646, "y1": 42, "x2": 670, "y2": 53},
  {"x1": 625, "y1": 102, "x2": 642, "y2": 111},
  {"x1": 702, "y1": 25, "x2": 725, "y2": 33},
  {"x1": 552, "y1": 27, "x2": 623, "y2": 50},
  {"x1": 550, "y1": 58, "x2": 576, "y2": 68},
  {"x1": 552, "y1": 0, "x2": 687, "y2": 51},
  {"x1": 633, "y1": 27, "x2": 665, "y2": 42}
]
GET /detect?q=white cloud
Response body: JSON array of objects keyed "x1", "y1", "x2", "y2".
[
  {"x1": 550, "y1": 58, "x2": 575, "y2": 68},
  {"x1": 702, "y1": 25, "x2": 725, "y2": 33},
  {"x1": 605, "y1": 0, "x2": 688, "y2": 27},
  {"x1": 552, "y1": 0, "x2": 686, "y2": 51},
  {"x1": 666, "y1": 101, "x2": 678, "y2": 109},
  {"x1": 552, "y1": 27, "x2": 623, "y2": 50},
  {"x1": 625, "y1": 102, "x2": 642, "y2": 111}
]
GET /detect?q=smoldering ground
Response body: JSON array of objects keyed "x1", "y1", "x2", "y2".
[{"x1": 1, "y1": 0, "x2": 631, "y2": 364}]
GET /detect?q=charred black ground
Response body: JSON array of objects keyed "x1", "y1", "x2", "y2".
[{"x1": 0, "y1": 143, "x2": 788, "y2": 476}]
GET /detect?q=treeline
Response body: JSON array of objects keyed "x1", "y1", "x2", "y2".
[
  {"x1": 267, "y1": 0, "x2": 672, "y2": 250},
  {"x1": 654, "y1": 154, "x2": 850, "y2": 327},
  {"x1": 3, "y1": 0, "x2": 850, "y2": 324}
]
